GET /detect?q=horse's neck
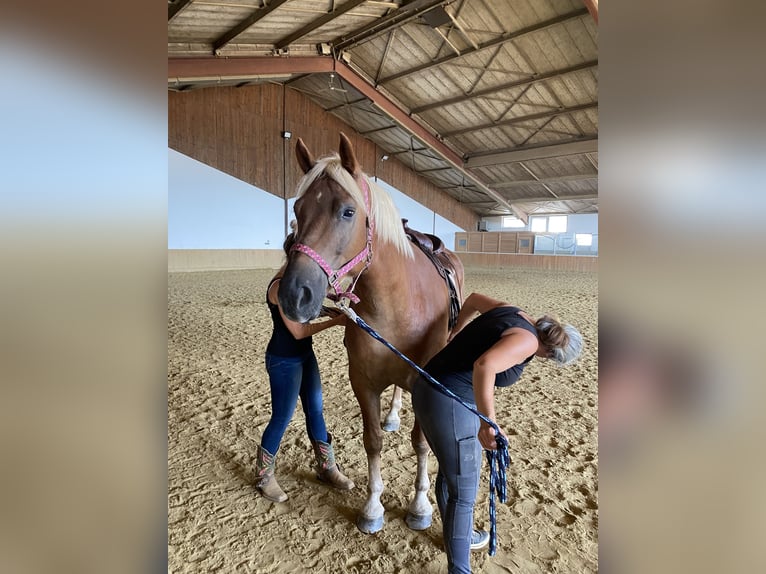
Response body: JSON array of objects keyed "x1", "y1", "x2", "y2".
[{"x1": 353, "y1": 240, "x2": 412, "y2": 317}]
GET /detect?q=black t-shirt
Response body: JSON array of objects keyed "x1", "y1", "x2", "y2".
[
  {"x1": 265, "y1": 278, "x2": 313, "y2": 357},
  {"x1": 425, "y1": 306, "x2": 537, "y2": 399}
]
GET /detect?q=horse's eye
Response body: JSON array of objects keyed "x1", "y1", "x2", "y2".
[{"x1": 342, "y1": 207, "x2": 355, "y2": 219}]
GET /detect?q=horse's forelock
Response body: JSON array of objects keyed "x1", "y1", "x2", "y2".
[{"x1": 294, "y1": 154, "x2": 414, "y2": 259}]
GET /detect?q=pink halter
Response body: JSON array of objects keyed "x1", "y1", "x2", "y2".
[{"x1": 291, "y1": 177, "x2": 374, "y2": 304}]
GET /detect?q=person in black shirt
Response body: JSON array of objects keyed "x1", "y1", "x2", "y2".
[
  {"x1": 412, "y1": 292, "x2": 583, "y2": 573},
  {"x1": 255, "y1": 234, "x2": 354, "y2": 502}
]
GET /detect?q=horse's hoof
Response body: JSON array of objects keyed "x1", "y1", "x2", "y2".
[
  {"x1": 405, "y1": 512, "x2": 432, "y2": 531},
  {"x1": 356, "y1": 514, "x2": 384, "y2": 534},
  {"x1": 381, "y1": 420, "x2": 400, "y2": 432}
]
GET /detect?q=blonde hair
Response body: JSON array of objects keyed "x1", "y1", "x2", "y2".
[
  {"x1": 295, "y1": 154, "x2": 414, "y2": 258},
  {"x1": 535, "y1": 315, "x2": 583, "y2": 366}
]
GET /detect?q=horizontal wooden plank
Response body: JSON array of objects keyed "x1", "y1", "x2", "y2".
[{"x1": 457, "y1": 252, "x2": 598, "y2": 272}]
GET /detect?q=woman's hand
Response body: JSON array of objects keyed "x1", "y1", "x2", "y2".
[
  {"x1": 319, "y1": 305, "x2": 342, "y2": 318},
  {"x1": 478, "y1": 422, "x2": 505, "y2": 450}
]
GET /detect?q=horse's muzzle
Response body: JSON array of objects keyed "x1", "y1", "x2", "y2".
[{"x1": 278, "y1": 258, "x2": 327, "y2": 323}]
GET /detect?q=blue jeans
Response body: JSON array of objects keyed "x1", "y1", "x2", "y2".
[
  {"x1": 261, "y1": 351, "x2": 328, "y2": 454},
  {"x1": 412, "y1": 377, "x2": 482, "y2": 574}
]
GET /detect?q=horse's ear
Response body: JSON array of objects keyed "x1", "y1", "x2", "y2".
[
  {"x1": 295, "y1": 138, "x2": 316, "y2": 174},
  {"x1": 339, "y1": 132, "x2": 360, "y2": 175}
]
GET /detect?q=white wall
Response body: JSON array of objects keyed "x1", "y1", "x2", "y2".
[
  {"x1": 168, "y1": 149, "x2": 288, "y2": 249},
  {"x1": 168, "y1": 149, "x2": 464, "y2": 251}
]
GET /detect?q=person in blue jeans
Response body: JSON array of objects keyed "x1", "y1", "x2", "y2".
[
  {"x1": 255, "y1": 234, "x2": 354, "y2": 502},
  {"x1": 412, "y1": 292, "x2": 583, "y2": 573}
]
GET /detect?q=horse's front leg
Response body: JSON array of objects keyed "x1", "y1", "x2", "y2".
[
  {"x1": 352, "y1": 384, "x2": 386, "y2": 534},
  {"x1": 382, "y1": 385, "x2": 403, "y2": 432},
  {"x1": 405, "y1": 417, "x2": 433, "y2": 530}
]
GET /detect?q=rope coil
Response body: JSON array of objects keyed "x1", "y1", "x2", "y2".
[{"x1": 338, "y1": 304, "x2": 510, "y2": 555}]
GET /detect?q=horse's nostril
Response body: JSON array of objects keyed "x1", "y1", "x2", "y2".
[{"x1": 298, "y1": 285, "x2": 313, "y2": 308}]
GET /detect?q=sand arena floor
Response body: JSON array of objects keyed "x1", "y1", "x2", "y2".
[{"x1": 168, "y1": 266, "x2": 598, "y2": 573}]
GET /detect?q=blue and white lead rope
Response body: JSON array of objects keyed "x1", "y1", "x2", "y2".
[{"x1": 338, "y1": 304, "x2": 510, "y2": 555}]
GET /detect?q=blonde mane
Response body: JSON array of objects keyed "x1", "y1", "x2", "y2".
[{"x1": 295, "y1": 154, "x2": 414, "y2": 259}]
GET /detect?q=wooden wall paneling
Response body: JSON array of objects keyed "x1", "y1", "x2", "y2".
[
  {"x1": 457, "y1": 253, "x2": 598, "y2": 272},
  {"x1": 169, "y1": 85, "x2": 286, "y2": 199},
  {"x1": 482, "y1": 232, "x2": 500, "y2": 253},
  {"x1": 517, "y1": 232, "x2": 535, "y2": 254},
  {"x1": 500, "y1": 232, "x2": 517, "y2": 253},
  {"x1": 454, "y1": 232, "x2": 468, "y2": 251},
  {"x1": 467, "y1": 232, "x2": 483, "y2": 252}
]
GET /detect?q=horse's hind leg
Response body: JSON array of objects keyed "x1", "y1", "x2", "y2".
[
  {"x1": 405, "y1": 418, "x2": 433, "y2": 530},
  {"x1": 382, "y1": 386, "x2": 403, "y2": 432},
  {"x1": 353, "y1": 384, "x2": 386, "y2": 534}
]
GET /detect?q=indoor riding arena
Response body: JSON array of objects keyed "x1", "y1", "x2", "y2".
[{"x1": 168, "y1": 1, "x2": 598, "y2": 572}]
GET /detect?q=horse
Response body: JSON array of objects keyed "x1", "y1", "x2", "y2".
[{"x1": 278, "y1": 133, "x2": 465, "y2": 534}]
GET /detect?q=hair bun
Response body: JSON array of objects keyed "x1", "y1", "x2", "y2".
[{"x1": 536, "y1": 316, "x2": 583, "y2": 366}]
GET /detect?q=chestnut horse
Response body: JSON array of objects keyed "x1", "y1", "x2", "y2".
[{"x1": 278, "y1": 133, "x2": 464, "y2": 533}]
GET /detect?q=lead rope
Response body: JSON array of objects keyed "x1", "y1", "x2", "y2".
[{"x1": 337, "y1": 303, "x2": 510, "y2": 556}]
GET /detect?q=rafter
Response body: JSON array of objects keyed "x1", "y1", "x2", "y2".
[
  {"x1": 213, "y1": 0, "x2": 292, "y2": 54},
  {"x1": 168, "y1": 0, "x2": 193, "y2": 22},
  {"x1": 510, "y1": 194, "x2": 597, "y2": 204},
  {"x1": 332, "y1": 0, "x2": 447, "y2": 51},
  {"x1": 465, "y1": 138, "x2": 598, "y2": 167},
  {"x1": 168, "y1": 55, "x2": 335, "y2": 80},
  {"x1": 443, "y1": 102, "x2": 597, "y2": 138},
  {"x1": 359, "y1": 124, "x2": 398, "y2": 135},
  {"x1": 491, "y1": 175, "x2": 597, "y2": 188},
  {"x1": 411, "y1": 60, "x2": 597, "y2": 114},
  {"x1": 378, "y1": 7, "x2": 589, "y2": 83},
  {"x1": 518, "y1": 162, "x2": 558, "y2": 199},
  {"x1": 275, "y1": 0, "x2": 368, "y2": 49}
]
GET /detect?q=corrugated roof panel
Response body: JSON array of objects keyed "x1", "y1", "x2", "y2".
[
  {"x1": 382, "y1": 25, "x2": 443, "y2": 76},
  {"x1": 169, "y1": 5, "x2": 254, "y2": 43},
  {"x1": 471, "y1": 163, "x2": 531, "y2": 182},
  {"x1": 502, "y1": 184, "x2": 552, "y2": 200},
  {"x1": 346, "y1": 33, "x2": 394, "y2": 76},
  {"x1": 230, "y1": 0, "x2": 388, "y2": 45},
  {"x1": 523, "y1": 155, "x2": 597, "y2": 176},
  {"x1": 546, "y1": 179, "x2": 598, "y2": 195}
]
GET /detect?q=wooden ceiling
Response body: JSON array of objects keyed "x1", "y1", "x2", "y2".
[{"x1": 169, "y1": 0, "x2": 598, "y2": 220}]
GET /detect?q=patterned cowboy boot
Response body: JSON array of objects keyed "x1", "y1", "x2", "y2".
[
  {"x1": 312, "y1": 433, "x2": 355, "y2": 491},
  {"x1": 255, "y1": 445, "x2": 288, "y2": 502}
]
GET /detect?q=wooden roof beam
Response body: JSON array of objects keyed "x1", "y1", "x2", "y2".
[
  {"x1": 510, "y1": 194, "x2": 598, "y2": 204},
  {"x1": 168, "y1": 0, "x2": 193, "y2": 22},
  {"x1": 465, "y1": 138, "x2": 598, "y2": 167},
  {"x1": 168, "y1": 56, "x2": 335, "y2": 81},
  {"x1": 213, "y1": 0, "x2": 292, "y2": 54},
  {"x1": 411, "y1": 60, "x2": 598, "y2": 114},
  {"x1": 332, "y1": 0, "x2": 447, "y2": 51},
  {"x1": 443, "y1": 102, "x2": 597, "y2": 138},
  {"x1": 275, "y1": 0, "x2": 369, "y2": 50},
  {"x1": 492, "y1": 175, "x2": 597, "y2": 188}
]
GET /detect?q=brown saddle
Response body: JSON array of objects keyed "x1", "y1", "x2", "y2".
[
  {"x1": 401, "y1": 219, "x2": 461, "y2": 329},
  {"x1": 401, "y1": 219, "x2": 444, "y2": 254}
]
